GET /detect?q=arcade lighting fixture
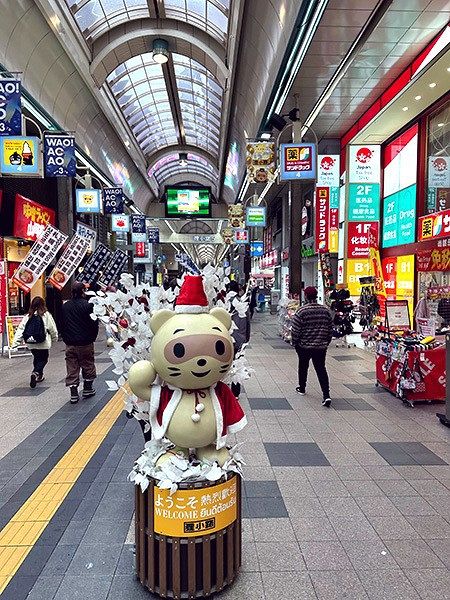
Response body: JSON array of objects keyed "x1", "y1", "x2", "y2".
[
  {"x1": 152, "y1": 39, "x2": 169, "y2": 64},
  {"x1": 179, "y1": 152, "x2": 188, "y2": 167}
]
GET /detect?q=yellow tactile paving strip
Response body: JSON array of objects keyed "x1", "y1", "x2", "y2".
[{"x1": 0, "y1": 387, "x2": 126, "y2": 594}]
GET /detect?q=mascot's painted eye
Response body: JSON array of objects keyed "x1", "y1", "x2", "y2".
[
  {"x1": 174, "y1": 342, "x2": 185, "y2": 358},
  {"x1": 215, "y1": 340, "x2": 226, "y2": 356}
]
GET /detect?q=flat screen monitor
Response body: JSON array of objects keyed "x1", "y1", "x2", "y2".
[{"x1": 165, "y1": 187, "x2": 211, "y2": 218}]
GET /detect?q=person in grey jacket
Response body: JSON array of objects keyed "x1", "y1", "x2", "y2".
[
  {"x1": 228, "y1": 281, "x2": 250, "y2": 398},
  {"x1": 12, "y1": 296, "x2": 59, "y2": 388}
]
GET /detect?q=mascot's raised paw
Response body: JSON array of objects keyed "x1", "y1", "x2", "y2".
[{"x1": 129, "y1": 360, "x2": 156, "y2": 401}]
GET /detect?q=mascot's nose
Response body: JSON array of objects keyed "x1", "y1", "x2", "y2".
[{"x1": 197, "y1": 359, "x2": 207, "y2": 367}]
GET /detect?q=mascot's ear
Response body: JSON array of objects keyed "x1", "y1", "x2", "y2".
[
  {"x1": 210, "y1": 307, "x2": 232, "y2": 331},
  {"x1": 150, "y1": 309, "x2": 174, "y2": 334}
]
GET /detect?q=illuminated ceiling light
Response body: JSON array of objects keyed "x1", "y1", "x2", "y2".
[
  {"x1": 179, "y1": 152, "x2": 188, "y2": 167},
  {"x1": 402, "y1": 106, "x2": 409, "y2": 111},
  {"x1": 438, "y1": 122, "x2": 445, "y2": 127},
  {"x1": 414, "y1": 95, "x2": 422, "y2": 100},
  {"x1": 152, "y1": 39, "x2": 169, "y2": 64},
  {"x1": 124, "y1": 140, "x2": 130, "y2": 147},
  {"x1": 429, "y1": 82, "x2": 437, "y2": 88},
  {"x1": 447, "y1": 67, "x2": 450, "y2": 72},
  {"x1": 261, "y1": 132, "x2": 271, "y2": 139}
]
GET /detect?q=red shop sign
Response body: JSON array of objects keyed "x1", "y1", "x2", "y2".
[
  {"x1": 14, "y1": 194, "x2": 56, "y2": 241},
  {"x1": 347, "y1": 221, "x2": 379, "y2": 259},
  {"x1": 382, "y1": 256, "x2": 397, "y2": 298},
  {"x1": 0, "y1": 260, "x2": 7, "y2": 334},
  {"x1": 417, "y1": 247, "x2": 450, "y2": 271},
  {"x1": 135, "y1": 242, "x2": 146, "y2": 258},
  {"x1": 418, "y1": 208, "x2": 450, "y2": 242},
  {"x1": 315, "y1": 187, "x2": 329, "y2": 253}
]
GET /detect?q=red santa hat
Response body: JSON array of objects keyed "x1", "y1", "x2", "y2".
[{"x1": 175, "y1": 274, "x2": 209, "y2": 313}]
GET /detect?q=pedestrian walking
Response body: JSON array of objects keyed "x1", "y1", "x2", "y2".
[
  {"x1": 12, "y1": 296, "x2": 58, "y2": 388},
  {"x1": 61, "y1": 282, "x2": 99, "y2": 404},
  {"x1": 249, "y1": 285, "x2": 258, "y2": 319},
  {"x1": 291, "y1": 286, "x2": 333, "y2": 407},
  {"x1": 228, "y1": 280, "x2": 251, "y2": 398}
]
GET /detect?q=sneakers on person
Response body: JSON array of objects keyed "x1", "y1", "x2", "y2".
[
  {"x1": 70, "y1": 386, "x2": 79, "y2": 404},
  {"x1": 30, "y1": 372, "x2": 37, "y2": 389},
  {"x1": 82, "y1": 380, "x2": 96, "y2": 399},
  {"x1": 322, "y1": 398, "x2": 332, "y2": 407},
  {"x1": 295, "y1": 387, "x2": 306, "y2": 395},
  {"x1": 36, "y1": 375, "x2": 45, "y2": 383}
]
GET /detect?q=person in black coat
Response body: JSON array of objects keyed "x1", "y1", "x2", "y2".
[{"x1": 61, "y1": 282, "x2": 99, "y2": 404}]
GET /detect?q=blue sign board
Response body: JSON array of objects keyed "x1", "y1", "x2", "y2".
[
  {"x1": 147, "y1": 226, "x2": 160, "y2": 243},
  {"x1": 103, "y1": 187, "x2": 124, "y2": 214},
  {"x1": 131, "y1": 214, "x2": 146, "y2": 242},
  {"x1": 44, "y1": 134, "x2": 76, "y2": 177},
  {"x1": 279, "y1": 143, "x2": 317, "y2": 181},
  {"x1": 0, "y1": 136, "x2": 40, "y2": 175},
  {"x1": 0, "y1": 80, "x2": 21, "y2": 136},
  {"x1": 76, "y1": 188, "x2": 102, "y2": 213},
  {"x1": 250, "y1": 241, "x2": 264, "y2": 257},
  {"x1": 382, "y1": 184, "x2": 416, "y2": 248}
]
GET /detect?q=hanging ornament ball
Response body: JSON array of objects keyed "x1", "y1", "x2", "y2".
[
  {"x1": 119, "y1": 318, "x2": 129, "y2": 328},
  {"x1": 191, "y1": 413, "x2": 201, "y2": 423},
  {"x1": 106, "y1": 337, "x2": 115, "y2": 347},
  {"x1": 196, "y1": 403, "x2": 205, "y2": 413},
  {"x1": 127, "y1": 337, "x2": 136, "y2": 346}
]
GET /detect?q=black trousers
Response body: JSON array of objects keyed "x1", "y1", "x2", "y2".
[
  {"x1": 31, "y1": 349, "x2": 49, "y2": 376},
  {"x1": 295, "y1": 346, "x2": 330, "y2": 400},
  {"x1": 231, "y1": 382, "x2": 241, "y2": 398}
]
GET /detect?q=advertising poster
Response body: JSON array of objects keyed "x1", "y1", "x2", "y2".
[
  {"x1": 98, "y1": 249, "x2": 128, "y2": 288},
  {"x1": 14, "y1": 194, "x2": 56, "y2": 241},
  {"x1": 368, "y1": 225, "x2": 386, "y2": 299},
  {"x1": 76, "y1": 189, "x2": 102, "y2": 214},
  {"x1": 0, "y1": 260, "x2": 7, "y2": 335},
  {"x1": 246, "y1": 206, "x2": 266, "y2": 227},
  {"x1": 348, "y1": 145, "x2": 381, "y2": 183},
  {"x1": 76, "y1": 221, "x2": 97, "y2": 252},
  {"x1": 0, "y1": 136, "x2": 40, "y2": 175},
  {"x1": 0, "y1": 79, "x2": 21, "y2": 136},
  {"x1": 245, "y1": 141, "x2": 276, "y2": 183},
  {"x1": 43, "y1": 134, "x2": 76, "y2": 177},
  {"x1": 347, "y1": 222, "x2": 379, "y2": 259},
  {"x1": 315, "y1": 187, "x2": 329, "y2": 252},
  {"x1": 103, "y1": 187, "x2": 124, "y2": 214},
  {"x1": 419, "y1": 208, "x2": 450, "y2": 241},
  {"x1": 131, "y1": 214, "x2": 146, "y2": 243},
  {"x1": 385, "y1": 300, "x2": 410, "y2": 331},
  {"x1": 75, "y1": 243, "x2": 112, "y2": 285},
  {"x1": 6, "y1": 316, "x2": 24, "y2": 348},
  {"x1": 428, "y1": 156, "x2": 450, "y2": 189},
  {"x1": 147, "y1": 226, "x2": 160, "y2": 243},
  {"x1": 233, "y1": 229, "x2": 249, "y2": 244},
  {"x1": 250, "y1": 241, "x2": 264, "y2": 257},
  {"x1": 111, "y1": 214, "x2": 130, "y2": 233},
  {"x1": 48, "y1": 234, "x2": 91, "y2": 290},
  {"x1": 11, "y1": 224, "x2": 67, "y2": 293},
  {"x1": 317, "y1": 155, "x2": 340, "y2": 187},
  {"x1": 280, "y1": 143, "x2": 317, "y2": 181}
]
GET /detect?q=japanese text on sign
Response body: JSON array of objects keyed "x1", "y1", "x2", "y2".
[
  {"x1": 153, "y1": 477, "x2": 237, "y2": 537},
  {"x1": 0, "y1": 80, "x2": 21, "y2": 136},
  {"x1": 48, "y1": 235, "x2": 90, "y2": 290},
  {"x1": 315, "y1": 187, "x2": 329, "y2": 253},
  {"x1": 280, "y1": 143, "x2": 317, "y2": 180},
  {"x1": 14, "y1": 194, "x2": 56, "y2": 241},
  {"x1": 419, "y1": 208, "x2": 450, "y2": 241}
]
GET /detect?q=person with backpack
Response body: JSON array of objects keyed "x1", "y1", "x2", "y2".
[
  {"x1": 12, "y1": 296, "x2": 59, "y2": 388},
  {"x1": 61, "y1": 282, "x2": 99, "y2": 404}
]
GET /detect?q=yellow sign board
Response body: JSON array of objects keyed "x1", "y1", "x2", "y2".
[
  {"x1": 346, "y1": 259, "x2": 370, "y2": 296},
  {"x1": 154, "y1": 477, "x2": 237, "y2": 537},
  {"x1": 329, "y1": 230, "x2": 338, "y2": 253},
  {"x1": 396, "y1": 254, "x2": 415, "y2": 315}
]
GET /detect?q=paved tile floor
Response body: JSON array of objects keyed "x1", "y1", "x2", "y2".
[{"x1": 0, "y1": 317, "x2": 449, "y2": 599}]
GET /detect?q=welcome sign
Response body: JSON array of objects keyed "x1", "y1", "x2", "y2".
[{"x1": 44, "y1": 134, "x2": 76, "y2": 177}]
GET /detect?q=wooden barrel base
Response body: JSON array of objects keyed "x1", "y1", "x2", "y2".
[{"x1": 135, "y1": 475, "x2": 242, "y2": 599}]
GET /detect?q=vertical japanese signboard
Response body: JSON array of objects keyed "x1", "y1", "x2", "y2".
[
  {"x1": 14, "y1": 194, "x2": 56, "y2": 241},
  {"x1": 103, "y1": 187, "x2": 124, "y2": 214},
  {"x1": 0, "y1": 260, "x2": 7, "y2": 335},
  {"x1": 0, "y1": 79, "x2": 21, "y2": 136},
  {"x1": 75, "y1": 243, "x2": 112, "y2": 285},
  {"x1": 315, "y1": 187, "x2": 329, "y2": 252},
  {"x1": 76, "y1": 221, "x2": 97, "y2": 252},
  {"x1": 316, "y1": 155, "x2": 340, "y2": 253},
  {"x1": 98, "y1": 249, "x2": 128, "y2": 288},
  {"x1": 131, "y1": 214, "x2": 146, "y2": 242},
  {"x1": 48, "y1": 234, "x2": 91, "y2": 290},
  {"x1": 43, "y1": 134, "x2": 76, "y2": 177}
]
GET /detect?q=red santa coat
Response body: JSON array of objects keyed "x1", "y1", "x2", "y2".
[{"x1": 149, "y1": 381, "x2": 247, "y2": 449}]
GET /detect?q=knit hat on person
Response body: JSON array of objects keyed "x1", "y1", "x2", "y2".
[{"x1": 174, "y1": 275, "x2": 209, "y2": 313}]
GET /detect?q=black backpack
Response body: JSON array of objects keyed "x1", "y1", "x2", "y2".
[{"x1": 23, "y1": 313, "x2": 46, "y2": 344}]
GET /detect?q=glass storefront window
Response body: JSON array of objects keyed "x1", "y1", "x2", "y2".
[{"x1": 426, "y1": 101, "x2": 450, "y2": 214}]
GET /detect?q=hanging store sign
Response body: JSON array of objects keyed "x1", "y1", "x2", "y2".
[
  {"x1": 0, "y1": 260, "x2": 7, "y2": 335},
  {"x1": 43, "y1": 134, "x2": 76, "y2": 177},
  {"x1": 348, "y1": 183, "x2": 380, "y2": 221},
  {"x1": 76, "y1": 221, "x2": 97, "y2": 252},
  {"x1": 111, "y1": 214, "x2": 130, "y2": 233},
  {"x1": 245, "y1": 141, "x2": 276, "y2": 183},
  {"x1": 382, "y1": 257, "x2": 397, "y2": 298},
  {"x1": 75, "y1": 243, "x2": 112, "y2": 285},
  {"x1": 418, "y1": 208, "x2": 450, "y2": 241},
  {"x1": 147, "y1": 226, "x2": 160, "y2": 243},
  {"x1": 428, "y1": 156, "x2": 450, "y2": 189},
  {"x1": 11, "y1": 224, "x2": 67, "y2": 293},
  {"x1": 103, "y1": 187, "x2": 124, "y2": 214},
  {"x1": 315, "y1": 187, "x2": 329, "y2": 252},
  {"x1": 76, "y1": 188, "x2": 102, "y2": 214},
  {"x1": 135, "y1": 242, "x2": 146, "y2": 258},
  {"x1": 131, "y1": 214, "x2": 147, "y2": 243},
  {"x1": 98, "y1": 249, "x2": 128, "y2": 288},
  {"x1": 250, "y1": 241, "x2": 264, "y2": 257},
  {"x1": 279, "y1": 143, "x2": 317, "y2": 181},
  {"x1": 347, "y1": 221, "x2": 379, "y2": 259},
  {"x1": 233, "y1": 229, "x2": 249, "y2": 244},
  {"x1": 317, "y1": 155, "x2": 340, "y2": 187},
  {"x1": 48, "y1": 234, "x2": 91, "y2": 290},
  {"x1": 0, "y1": 80, "x2": 21, "y2": 136},
  {"x1": 228, "y1": 203, "x2": 244, "y2": 228},
  {"x1": 246, "y1": 206, "x2": 266, "y2": 227},
  {"x1": 13, "y1": 194, "x2": 56, "y2": 241},
  {"x1": 0, "y1": 136, "x2": 40, "y2": 175},
  {"x1": 329, "y1": 208, "x2": 339, "y2": 253},
  {"x1": 349, "y1": 145, "x2": 380, "y2": 183},
  {"x1": 382, "y1": 184, "x2": 416, "y2": 248}
]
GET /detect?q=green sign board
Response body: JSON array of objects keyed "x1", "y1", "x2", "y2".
[
  {"x1": 382, "y1": 184, "x2": 416, "y2": 248},
  {"x1": 330, "y1": 186, "x2": 339, "y2": 209},
  {"x1": 246, "y1": 206, "x2": 266, "y2": 227},
  {"x1": 348, "y1": 183, "x2": 380, "y2": 221}
]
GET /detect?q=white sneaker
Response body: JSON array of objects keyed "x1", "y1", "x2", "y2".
[
  {"x1": 322, "y1": 398, "x2": 332, "y2": 407},
  {"x1": 296, "y1": 387, "x2": 306, "y2": 395}
]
